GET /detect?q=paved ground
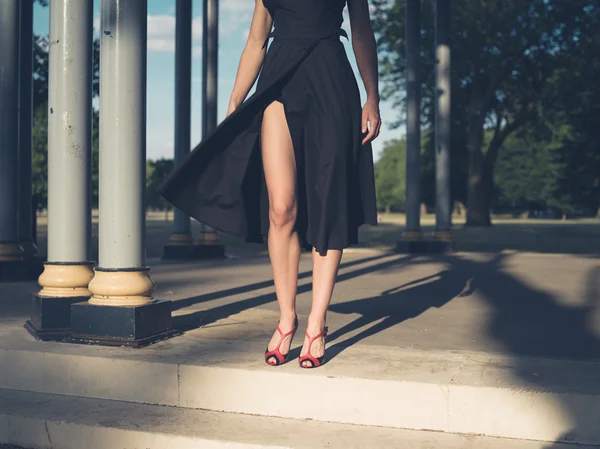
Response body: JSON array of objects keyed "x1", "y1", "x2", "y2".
[
  {"x1": 3, "y1": 249, "x2": 600, "y2": 361},
  {"x1": 2, "y1": 220, "x2": 600, "y2": 447}
]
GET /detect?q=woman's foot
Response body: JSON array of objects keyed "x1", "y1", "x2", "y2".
[
  {"x1": 265, "y1": 315, "x2": 298, "y2": 366},
  {"x1": 299, "y1": 318, "x2": 328, "y2": 368}
]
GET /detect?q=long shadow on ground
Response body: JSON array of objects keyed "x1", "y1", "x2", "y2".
[{"x1": 327, "y1": 252, "x2": 600, "y2": 446}]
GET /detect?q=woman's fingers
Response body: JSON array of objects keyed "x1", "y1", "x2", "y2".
[{"x1": 362, "y1": 112, "x2": 381, "y2": 145}]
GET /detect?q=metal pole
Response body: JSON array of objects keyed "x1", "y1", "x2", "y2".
[
  {"x1": 434, "y1": 0, "x2": 452, "y2": 239},
  {"x1": 202, "y1": 0, "x2": 219, "y2": 135},
  {"x1": 47, "y1": 0, "x2": 93, "y2": 263},
  {"x1": 18, "y1": 0, "x2": 36, "y2": 256},
  {"x1": 199, "y1": 0, "x2": 220, "y2": 245},
  {"x1": 403, "y1": 0, "x2": 422, "y2": 240},
  {"x1": 97, "y1": 0, "x2": 148, "y2": 270},
  {"x1": 0, "y1": 0, "x2": 25, "y2": 261},
  {"x1": 169, "y1": 0, "x2": 193, "y2": 247}
]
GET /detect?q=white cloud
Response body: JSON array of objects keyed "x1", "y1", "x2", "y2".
[
  {"x1": 145, "y1": 14, "x2": 204, "y2": 57},
  {"x1": 221, "y1": 12, "x2": 252, "y2": 39},
  {"x1": 221, "y1": 0, "x2": 255, "y2": 13},
  {"x1": 148, "y1": 38, "x2": 175, "y2": 53}
]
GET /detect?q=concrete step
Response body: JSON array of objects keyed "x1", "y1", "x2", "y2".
[
  {"x1": 2, "y1": 389, "x2": 598, "y2": 449},
  {"x1": 1, "y1": 343, "x2": 600, "y2": 445}
]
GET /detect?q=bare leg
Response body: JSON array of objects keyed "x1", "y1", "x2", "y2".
[
  {"x1": 300, "y1": 248, "x2": 342, "y2": 366},
  {"x1": 262, "y1": 101, "x2": 301, "y2": 364}
]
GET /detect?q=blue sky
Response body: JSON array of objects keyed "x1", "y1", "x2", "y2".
[{"x1": 33, "y1": 0, "x2": 399, "y2": 161}]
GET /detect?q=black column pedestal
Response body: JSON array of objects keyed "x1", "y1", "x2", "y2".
[
  {"x1": 69, "y1": 300, "x2": 179, "y2": 348},
  {"x1": 24, "y1": 293, "x2": 89, "y2": 341}
]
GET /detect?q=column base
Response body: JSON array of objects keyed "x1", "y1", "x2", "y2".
[
  {"x1": 395, "y1": 239, "x2": 455, "y2": 254},
  {"x1": 69, "y1": 300, "x2": 179, "y2": 348},
  {"x1": 163, "y1": 243, "x2": 225, "y2": 260},
  {"x1": 434, "y1": 229, "x2": 453, "y2": 242},
  {"x1": 402, "y1": 229, "x2": 423, "y2": 241},
  {"x1": 0, "y1": 257, "x2": 44, "y2": 282},
  {"x1": 24, "y1": 294, "x2": 89, "y2": 341}
]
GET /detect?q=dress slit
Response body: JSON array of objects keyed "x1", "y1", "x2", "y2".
[{"x1": 259, "y1": 98, "x2": 313, "y2": 252}]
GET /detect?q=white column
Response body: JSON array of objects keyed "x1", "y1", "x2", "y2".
[
  {"x1": 403, "y1": 0, "x2": 422, "y2": 241},
  {"x1": 46, "y1": 0, "x2": 93, "y2": 264},
  {"x1": 37, "y1": 0, "x2": 94, "y2": 298},
  {"x1": 434, "y1": 0, "x2": 452, "y2": 240},
  {"x1": 88, "y1": 0, "x2": 154, "y2": 306}
]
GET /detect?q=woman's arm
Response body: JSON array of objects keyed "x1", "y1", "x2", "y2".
[
  {"x1": 347, "y1": 0, "x2": 381, "y2": 143},
  {"x1": 226, "y1": 0, "x2": 273, "y2": 116}
]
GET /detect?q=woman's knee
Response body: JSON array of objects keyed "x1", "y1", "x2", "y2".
[{"x1": 269, "y1": 200, "x2": 297, "y2": 229}]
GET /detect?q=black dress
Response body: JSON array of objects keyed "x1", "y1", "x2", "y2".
[{"x1": 158, "y1": 0, "x2": 377, "y2": 256}]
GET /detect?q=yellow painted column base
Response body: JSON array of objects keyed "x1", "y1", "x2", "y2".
[
  {"x1": 38, "y1": 263, "x2": 95, "y2": 297},
  {"x1": 402, "y1": 229, "x2": 422, "y2": 241},
  {"x1": 434, "y1": 229, "x2": 453, "y2": 242},
  {"x1": 168, "y1": 232, "x2": 194, "y2": 246},
  {"x1": 88, "y1": 268, "x2": 155, "y2": 306},
  {"x1": 0, "y1": 242, "x2": 25, "y2": 261},
  {"x1": 198, "y1": 230, "x2": 220, "y2": 245}
]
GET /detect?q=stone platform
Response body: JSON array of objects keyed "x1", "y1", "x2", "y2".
[{"x1": 1, "y1": 249, "x2": 600, "y2": 448}]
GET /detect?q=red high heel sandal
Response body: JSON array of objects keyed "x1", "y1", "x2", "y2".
[
  {"x1": 298, "y1": 326, "x2": 328, "y2": 369},
  {"x1": 265, "y1": 317, "x2": 298, "y2": 366}
]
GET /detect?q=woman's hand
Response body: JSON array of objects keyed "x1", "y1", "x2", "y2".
[{"x1": 361, "y1": 98, "x2": 381, "y2": 145}]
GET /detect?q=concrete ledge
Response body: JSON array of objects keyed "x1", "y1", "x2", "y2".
[
  {"x1": 0, "y1": 345, "x2": 599, "y2": 445},
  {"x1": 1, "y1": 389, "x2": 595, "y2": 449}
]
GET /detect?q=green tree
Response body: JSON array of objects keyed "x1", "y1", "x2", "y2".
[
  {"x1": 494, "y1": 126, "x2": 569, "y2": 212},
  {"x1": 31, "y1": 104, "x2": 48, "y2": 210},
  {"x1": 146, "y1": 159, "x2": 174, "y2": 216},
  {"x1": 375, "y1": 139, "x2": 406, "y2": 212}
]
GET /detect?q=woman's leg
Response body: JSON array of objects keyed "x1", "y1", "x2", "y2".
[
  {"x1": 300, "y1": 248, "x2": 342, "y2": 367},
  {"x1": 262, "y1": 101, "x2": 301, "y2": 364}
]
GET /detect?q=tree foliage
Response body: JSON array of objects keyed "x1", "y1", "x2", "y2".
[
  {"x1": 375, "y1": 139, "x2": 406, "y2": 212},
  {"x1": 371, "y1": 0, "x2": 600, "y2": 224},
  {"x1": 146, "y1": 159, "x2": 174, "y2": 211}
]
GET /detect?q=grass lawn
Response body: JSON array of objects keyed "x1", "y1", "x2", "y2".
[{"x1": 32, "y1": 211, "x2": 600, "y2": 259}]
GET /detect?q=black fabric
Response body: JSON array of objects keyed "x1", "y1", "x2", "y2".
[{"x1": 158, "y1": 0, "x2": 377, "y2": 255}]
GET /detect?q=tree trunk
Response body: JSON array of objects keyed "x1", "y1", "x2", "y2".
[{"x1": 465, "y1": 98, "x2": 492, "y2": 227}]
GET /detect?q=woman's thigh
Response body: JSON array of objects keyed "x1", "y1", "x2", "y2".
[{"x1": 261, "y1": 101, "x2": 297, "y2": 212}]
